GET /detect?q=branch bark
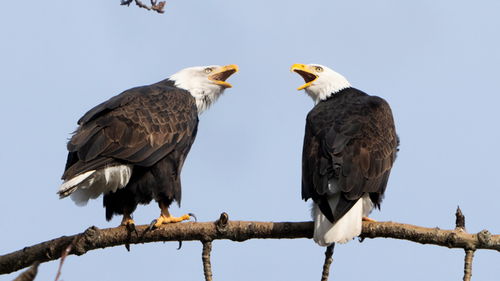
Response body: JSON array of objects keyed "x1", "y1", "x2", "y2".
[{"x1": 1, "y1": 217, "x2": 499, "y2": 275}]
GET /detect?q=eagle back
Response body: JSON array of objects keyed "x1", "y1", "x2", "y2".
[
  {"x1": 302, "y1": 87, "x2": 398, "y2": 222},
  {"x1": 62, "y1": 81, "x2": 199, "y2": 180}
]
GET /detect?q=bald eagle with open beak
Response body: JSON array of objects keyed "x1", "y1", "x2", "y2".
[
  {"x1": 59, "y1": 64, "x2": 238, "y2": 229},
  {"x1": 291, "y1": 63, "x2": 398, "y2": 246}
]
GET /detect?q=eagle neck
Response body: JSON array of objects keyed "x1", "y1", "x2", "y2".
[
  {"x1": 164, "y1": 77, "x2": 224, "y2": 115},
  {"x1": 312, "y1": 86, "x2": 352, "y2": 105},
  {"x1": 307, "y1": 79, "x2": 351, "y2": 104},
  {"x1": 189, "y1": 88, "x2": 223, "y2": 114}
]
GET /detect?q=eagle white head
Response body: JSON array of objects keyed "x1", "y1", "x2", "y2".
[
  {"x1": 291, "y1": 63, "x2": 351, "y2": 104},
  {"x1": 170, "y1": 64, "x2": 239, "y2": 113}
]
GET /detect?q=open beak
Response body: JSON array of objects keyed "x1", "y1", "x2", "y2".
[
  {"x1": 209, "y1": 64, "x2": 239, "y2": 88},
  {"x1": 290, "y1": 64, "x2": 318, "y2": 90}
]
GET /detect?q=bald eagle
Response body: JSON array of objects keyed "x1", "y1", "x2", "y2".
[
  {"x1": 291, "y1": 63, "x2": 398, "y2": 246},
  {"x1": 58, "y1": 64, "x2": 238, "y2": 228}
]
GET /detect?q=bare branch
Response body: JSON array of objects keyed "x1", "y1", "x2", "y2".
[
  {"x1": 120, "y1": 0, "x2": 166, "y2": 13},
  {"x1": 320, "y1": 244, "x2": 334, "y2": 281},
  {"x1": 360, "y1": 221, "x2": 498, "y2": 250},
  {"x1": 463, "y1": 249, "x2": 475, "y2": 281},
  {"x1": 2, "y1": 217, "x2": 500, "y2": 275},
  {"x1": 201, "y1": 241, "x2": 213, "y2": 281},
  {"x1": 0, "y1": 219, "x2": 310, "y2": 275}
]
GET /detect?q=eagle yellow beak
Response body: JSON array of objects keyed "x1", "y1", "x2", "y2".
[
  {"x1": 209, "y1": 64, "x2": 239, "y2": 88},
  {"x1": 290, "y1": 63, "x2": 318, "y2": 91}
]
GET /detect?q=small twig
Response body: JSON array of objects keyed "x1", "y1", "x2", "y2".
[
  {"x1": 120, "y1": 0, "x2": 166, "y2": 13},
  {"x1": 150, "y1": 0, "x2": 166, "y2": 13},
  {"x1": 463, "y1": 249, "x2": 475, "y2": 281},
  {"x1": 54, "y1": 236, "x2": 79, "y2": 281},
  {"x1": 134, "y1": 0, "x2": 151, "y2": 10},
  {"x1": 53, "y1": 245, "x2": 71, "y2": 281},
  {"x1": 456, "y1": 206, "x2": 466, "y2": 231},
  {"x1": 13, "y1": 262, "x2": 39, "y2": 281},
  {"x1": 201, "y1": 241, "x2": 213, "y2": 281},
  {"x1": 320, "y1": 244, "x2": 335, "y2": 281},
  {"x1": 120, "y1": 0, "x2": 133, "y2": 5}
]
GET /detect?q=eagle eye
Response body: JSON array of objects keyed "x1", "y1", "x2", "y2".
[
  {"x1": 204, "y1": 67, "x2": 213, "y2": 74},
  {"x1": 315, "y1": 66, "x2": 323, "y2": 72}
]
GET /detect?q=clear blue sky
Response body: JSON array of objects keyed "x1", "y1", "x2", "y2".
[{"x1": 1, "y1": 0, "x2": 500, "y2": 280}]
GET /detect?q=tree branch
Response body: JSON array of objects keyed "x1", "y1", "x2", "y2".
[
  {"x1": 320, "y1": 244, "x2": 334, "y2": 281},
  {"x1": 1, "y1": 216, "x2": 499, "y2": 275}
]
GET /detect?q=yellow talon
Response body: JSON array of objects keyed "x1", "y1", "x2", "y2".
[
  {"x1": 153, "y1": 214, "x2": 191, "y2": 228},
  {"x1": 362, "y1": 217, "x2": 377, "y2": 222}
]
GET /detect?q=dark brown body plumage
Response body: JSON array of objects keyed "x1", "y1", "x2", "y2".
[
  {"x1": 302, "y1": 87, "x2": 399, "y2": 224},
  {"x1": 62, "y1": 79, "x2": 199, "y2": 220}
]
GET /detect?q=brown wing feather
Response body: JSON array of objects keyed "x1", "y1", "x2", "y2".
[
  {"x1": 302, "y1": 87, "x2": 398, "y2": 223},
  {"x1": 62, "y1": 82, "x2": 198, "y2": 180}
]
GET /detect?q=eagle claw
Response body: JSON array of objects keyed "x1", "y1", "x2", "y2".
[
  {"x1": 188, "y1": 213, "x2": 197, "y2": 222},
  {"x1": 147, "y1": 219, "x2": 158, "y2": 231},
  {"x1": 126, "y1": 222, "x2": 138, "y2": 235}
]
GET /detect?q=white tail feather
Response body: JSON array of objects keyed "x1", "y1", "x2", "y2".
[
  {"x1": 312, "y1": 194, "x2": 373, "y2": 246},
  {"x1": 58, "y1": 170, "x2": 96, "y2": 198},
  {"x1": 58, "y1": 165, "x2": 132, "y2": 206}
]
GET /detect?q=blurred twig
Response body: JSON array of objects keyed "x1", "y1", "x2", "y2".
[
  {"x1": 320, "y1": 244, "x2": 334, "y2": 281},
  {"x1": 54, "y1": 236, "x2": 78, "y2": 281},
  {"x1": 120, "y1": 0, "x2": 166, "y2": 13},
  {"x1": 13, "y1": 262, "x2": 39, "y2": 281}
]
